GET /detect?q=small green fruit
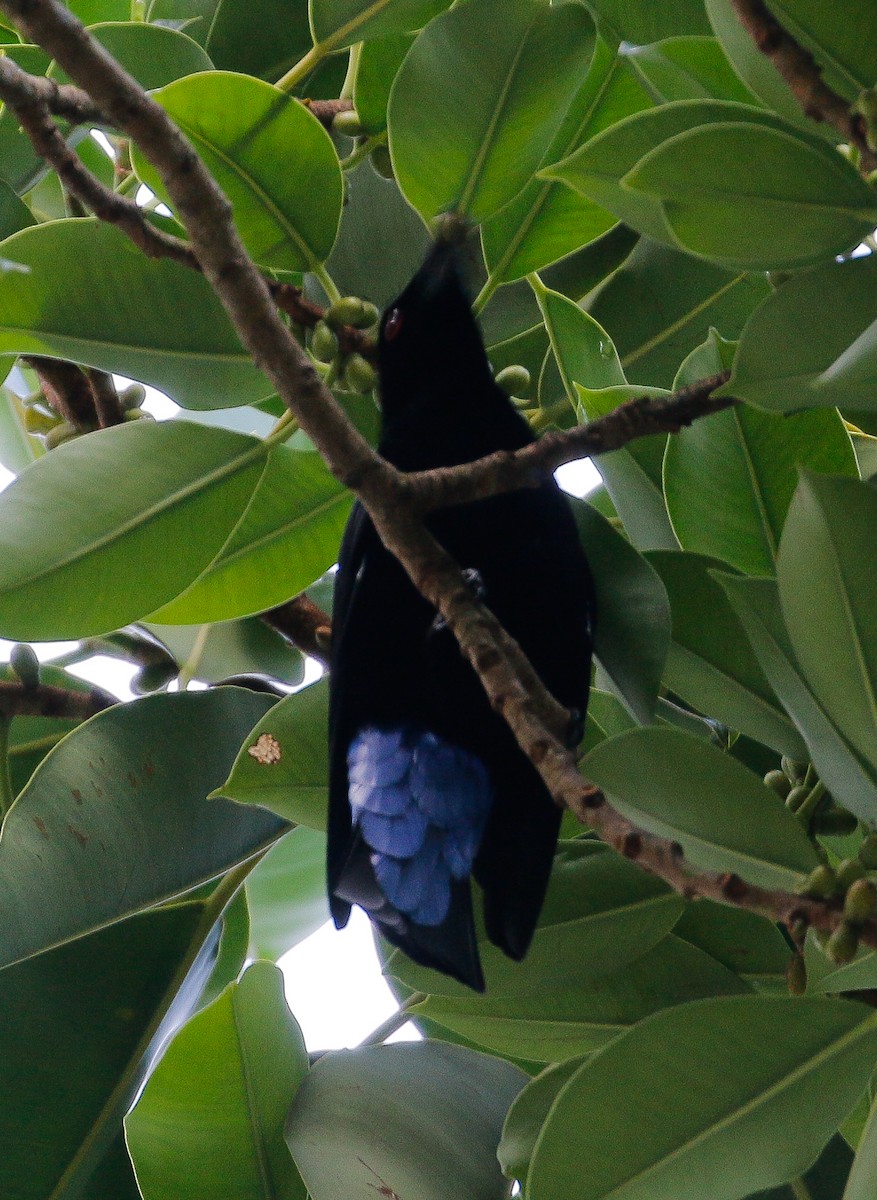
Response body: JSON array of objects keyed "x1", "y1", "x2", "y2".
[
  {"x1": 801, "y1": 864, "x2": 837, "y2": 899},
  {"x1": 837, "y1": 858, "x2": 866, "y2": 889},
  {"x1": 494, "y1": 365, "x2": 532, "y2": 398},
  {"x1": 844, "y1": 878, "x2": 877, "y2": 924},
  {"x1": 343, "y1": 353, "x2": 378, "y2": 394},
  {"x1": 325, "y1": 296, "x2": 377, "y2": 330},
  {"x1": 311, "y1": 320, "x2": 339, "y2": 362},
  {"x1": 23, "y1": 405, "x2": 61, "y2": 434},
  {"x1": 370, "y1": 143, "x2": 394, "y2": 179},
  {"x1": 826, "y1": 922, "x2": 859, "y2": 965},
  {"x1": 858, "y1": 832, "x2": 877, "y2": 869},
  {"x1": 785, "y1": 784, "x2": 810, "y2": 812},
  {"x1": 332, "y1": 109, "x2": 364, "y2": 137},
  {"x1": 782, "y1": 757, "x2": 807, "y2": 783},
  {"x1": 119, "y1": 382, "x2": 147, "y2": 411},
  {"x1": 44, "y1": 421, "x2": 81, "y2": 450},
  {"x1": 764, "y1": 769, "x2": 791, "y2": 798},
  {"x1": 9, "y1": 643, "x2": 40, "y2": 688},
  {"x1": 124, "y1": 409, "x2": 154, "y2": 421}
]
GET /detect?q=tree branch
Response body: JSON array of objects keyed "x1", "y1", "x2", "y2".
[
  {"x1": 262, "y1": 593, "x2": 332, "y2": 669},
  {"x1": 731, "y1": 0, "x2": 877, "y2": 173},
  {"x1": 0, "y1": 678, "x2": 116, "y2": 719},
  {"x1": 23, "y1": 356, "x2": 97, "y2": 427}
]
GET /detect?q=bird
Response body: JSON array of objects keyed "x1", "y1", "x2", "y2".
[{"x1": 327, "y1": 240, "x2": 596, "y2": 992}]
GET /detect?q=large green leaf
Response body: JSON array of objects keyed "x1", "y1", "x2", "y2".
[
  {"x1": 134, "y1": 72, "x2": 342, "y2": 273},
  {"x1": 1, "y1": 901, "x2": 217, "y2": 1200},
  {"x1": 527, "y1": 996, "x2": 877, "y2": 1200},
  {"x1": 127, "y1": 961, "x2": 309, "y2": 1200},
  {"x1": 246, "y1": 826, "x2": 329, "y2": 960},
  {"x1": 354, "y1": 32, "x2": 415, "y2": 134},
  {"x1": 0, "y1": 383, "x2": 38, "y2": 475},
  {"x1": 664, "y1": 403, "x2": 856, "y2": 575},
  {"x1": 717, "y1": 574, "x2": 877, "y2": 825},
  {"x1": 145, "y1": 617, "x2": 305, "y2": 686},
  {"x1": 778, "y1": 473, "x2": 877, "y2": 775},
  {"x1": 648, "y1": 551, "x2": 807, "y2": 759},
  {"x1": 571, "y1": 498, "x2": 670, "y2": 723},
  {"x1": 0, "y1": 221, "x2": 271, "y2": 408},
  {"x1": 51, "y1": 21, "x2": 213, "y2": 89},
  {"x1": 0, "y1": 688, "x2": 286, "y2": 969},
  {"x1": 627, "y1": 122, "x2": 877, "y2": 270},
  {"x1": 0, "y1": 420, "x2": 269, "y2": 640},
  {"x1": 586, "y1": 236, "x2": 770, "y2": 387},
  {"x1": 286, "y1": 1042, "x2": 526, "y2": 1200},
  {"x1": 201, "y1": 0, "x2": 311, "y2": 79},
  {"x1": 388, "y1": 841, "x2": 685, "y2": 1001},
  {"x1": 673, "y1": 898, "x2": 790, "y2": 985},
  {"x1": 480, "y1": 38, "x2": 649, "y2": 286},
  {"x1": 310, "y1": 0, "x2": 450, "y2": 51},
  {"x1": 215, "y1": 677, "x2": 329, "y2": 829},
  {"x1": 388, "y1": 0, "x2": 595, "y2": 222},
  {"x1": 620, "y1": 35, "x2": 760, "y2": 105},
  {"x1": 407, "y1": 934, "x2": 747, "y2": 1063},
  {"x1": 499, "y1": 1056, "x2": 587, "y2": 1187},
  {"x1": 845, "y1": 1089, "x2": 877, "y2": 1200},
  {"x1": 0, "y1": 175, "x2": 35, "y2": 239},
  {"x1": 724, "y1": 256, "x2": 877, "y2": 413},
  {"x1": 763, "y1": 0, "x2": 877, "y2": 99},
  {"x1": 148, "y1": 446, "x2": 350, "y2": 624},
  {"x1": 583, "y1": 727, "x2": 818, "y2": 888},
  {"x1": 584, "y1": 0, "x2": 710, "y2": 44}
]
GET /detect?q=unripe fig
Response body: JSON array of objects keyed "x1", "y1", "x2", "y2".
[
  {"x1": 782, "y1": 757, "x2": 807, "y2": 783},
  {"x1": 9, "y1": 643, "x2": 39, "y2": 688},
  {"x1": 785, "y1": 784, "x2": 810, "y2": 812},
  {"x1": 837, "y1": 858, "x2": 866, "y2": 889},
  {"x1": 344, "y1": 353, "x2": 378, "y2": 393},
  {"x1": 311, "y1": 320, "x2": 339, "y2": 362},
  {"x1": 326, "y1": 296, "x2": 371, "y2": 329},
  {"x1": 826, "y1": 921, "x2": 859, "y2": 965},
  {"x1": 332, "y1": 109, "x2": 363, "y2": 137},
  {"x1": 119, "y1": 383, "x2": 147, "y2": 411},
  {"x1": 800, "y1": 864, "x2": 837, "y2": 898},
  {"x1": 124, "y1": 409, "x2": 155, "y2": 421},
  {"x1": 44, "y1": 421, "x2": 80, "y2": 450},
  {"x1": 23, "y1": 406, "x2": 61, "y2": 434},
  {"x1": 370, "y1": 143, "x2": 394, "y2": 179},
  {"x1": 764, "y1": 769, "x2": 791, "y2": 798},
  {"x1": 859, "y1": 833, "x2": 877, "y2": 869},
  {"x1": 495, "y1": 365, "x2": 532, "y2": 398},
  {"x1": 844, "y1": 878, "x2": 877, "y2": 924}
]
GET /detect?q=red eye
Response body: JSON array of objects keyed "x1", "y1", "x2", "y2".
[{"x1": 384, "y1": 308, "x2": 404, "y2": 341}]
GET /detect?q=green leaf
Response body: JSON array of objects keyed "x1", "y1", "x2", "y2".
[
  {"x1": 201, "y1": 0, "x2": 311, "y2": 80},
  {"x1": 761, "y1": 0, "x2": 877, "y2": 100},
  {"x1": 409, "y1": 934, "x2": 747, "y2": 1063},
  {"x1": 388, "y1": 0, "x2": 595, "y2": 222},
  {"x1": 528, "y1": 995, "x2": 877, "y2": 1200},
  {"x1": 480, "y1": 38, "x2": 649, "y2": 286},
  {"x1": 0, "y1": 421, "x2": 270, "y2": 640},
  {"x1": 844, "y1": 1089, "x2": 877, "y2": 1200},
  {"x1": 627, "y1": 122, "x2": 877, "y2": 270},
  {"x1": 571, "y1": 498, "x2": 670, "y2": 723},
  {"x1": 586, "y1": 236, "x2": 770, "y2": 387},
  {"x1": 0, "y1": 900, "x2": 217, "y2": 1200},
  {"x1": 0, "y1": 175, "x2": 35, "y2": 238},
  {"x1": 647, "y1": 551, "x2": 807, "y2": 759},
  {"x1": 583, "y1": 727, "x2": 818, "y2": 888},
  {"x1": 499, "y1": 1056, "x2": 587, "y2": 1186},
  {"x1": 389, "y1": 841, "x2": 685, "y2": 1001},
  {"x1": 724, "y1": 256, "x2": 877, "y2": 413},
  {"x1": 0, "y1": 384, "x2": 38, "y2": 475},
  {"x1": 778, "y1": 473, "x2": 877, "y2": 775},
  {"x1": 286, "y1": 1042, "x2": 527, "y2": 1200},
  {"x1": 664, "y1": 403, "x2": 856, "y2": 575},
  {"x1": 0, "y1": 688, "x2": 286, "y2": 969},
  {"x1": 0, "y1": 220, "x2": 270, "y2": 409},
  {"x1": 310, "y1": 0, "x2": 450, "y2": 52},
  {"x1": 127, "y1": 961, "x2": 309, "y2": 1200},
  {"x1": 354, "y1": 33, "x2": 415, "y2": 134},
  {"x1": 215, "y1": 677, "x2": 329, "y2": 829},
  {"x1": 148, "y1": 446, "x2": 351, "y2": 624},
  {"x1": 575, "y1": 382, "x2": 678, "y2": 551},
  {"x1": 246, "y1": 825, "x2": 330, "y2": 960},
  {"x1": 134, "y1": 72, "x2": 342, "y2": 273},
  {"x1": 0, "y1": 45, "x2": 51, "y2": 193},
  {"x1": 534, "y1": 282, "x2": 624, "y2": 403},
  {"x1": 717, "y1": 574, "x2": 877, "y2": 825},
  {"x1": 673, "y1": 899, "x2": 790, "y2": 984},
  {"x1": 620, "y1": 35, "x2": 760, "y2": 105},
  {"x1": 145, "y1": 617, "x2": 305, "y2": 686},
  {"x1": 51, "y1": 20, "x2": 213, "y2": 89},
  {"x1": 584, "y1": 0, "x2": 710, "y2": 44}
]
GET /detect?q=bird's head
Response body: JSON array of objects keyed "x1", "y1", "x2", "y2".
[{"x1": 376, "y1": 240, "x2": 492, "y2": 421}]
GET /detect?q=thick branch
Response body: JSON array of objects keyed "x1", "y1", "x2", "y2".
[
  {"x1": 731, "y1": 0, "x2": 877, "y2": 173},
  {"x1": 0, "y1": 679, "x2": 116, "y2": 719},
  {"x1": 262, "y1": 593, "x2": 332, "y2": 669},
  {"x1": 23, "y1": 356, "x2": 96, "y2": 426},
  {"x1": 85, "y1": 368, "x2": 124, "y2": 427}
]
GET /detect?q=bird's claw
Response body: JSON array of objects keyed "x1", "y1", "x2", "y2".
[{"x1": 430, "y1": 568, "x2": 486, "y2": 634}]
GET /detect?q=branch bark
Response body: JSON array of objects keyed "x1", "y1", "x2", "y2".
[
  {"x1": 731, "y1": 0, "x2": 877, "y2": 173},
  {"x1": 0, "y1": 678, "x2": 116, "y2": 719}
]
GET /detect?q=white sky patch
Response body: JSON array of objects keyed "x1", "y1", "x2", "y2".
[{"x1": 555, "y1": 456, "x2": 600, "y2": 498}]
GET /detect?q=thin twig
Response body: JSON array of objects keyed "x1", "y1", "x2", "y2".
[{"x1": 731, "y1": 0, "x2": 877, "y2": 173}]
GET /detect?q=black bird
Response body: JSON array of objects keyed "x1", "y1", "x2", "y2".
[{"x1": 327, "y1": 242, "x2": 596, "y2": 991}]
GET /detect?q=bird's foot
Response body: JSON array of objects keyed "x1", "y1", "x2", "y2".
[{"x1": 430, "y1": 569, "x2": 486, "y2": 634}]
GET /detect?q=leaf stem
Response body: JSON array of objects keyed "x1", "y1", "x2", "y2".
[
  {"x1": 0, "y1": 715, "x2": 13, "y2": 818},
  {"x1": 311, "y1": 261, "x2": 341, "y2": 305},
  {"x1": 357, "y1": 992, "x2": 426, "y2": 1047},
  {"x1": 276, "y1": 43, "x2": 326, "y2": 93},
  {"x1": 340, "y1": 130, "x2": 385, "y2": 172},
  {"x1": 265, "y1": 408, "x2": 300, "y2": 445},
  {"x1": 177, "y1": 623, "x2": 211, "y2": 689},
  {"x1": 8, "y1": 730, "x2": 66, "y2": 757},
  {"x1": 472, "y1": 271, "x2": 500, "y2": 316},
  {"x1": 340, "y1": 41, "x2": 361, "y2": 100}
]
